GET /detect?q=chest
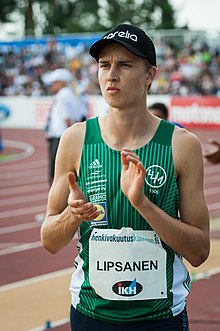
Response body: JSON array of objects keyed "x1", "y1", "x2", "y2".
[{"x1": 79, "y1": 142, "x2": 176, "y2": 206}]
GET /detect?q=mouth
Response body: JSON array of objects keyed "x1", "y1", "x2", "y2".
[{"x1": 107, "y1": 86, "x2": 119, "y2": 93}]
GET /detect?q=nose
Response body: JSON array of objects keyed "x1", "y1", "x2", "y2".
[{"x1": 107, "y1": 64, "x2": 119, "y2": 82}]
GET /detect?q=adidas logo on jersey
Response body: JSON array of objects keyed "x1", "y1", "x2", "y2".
[{"x1": 89, "y1": 159, "x2": 102, "y2": 169}]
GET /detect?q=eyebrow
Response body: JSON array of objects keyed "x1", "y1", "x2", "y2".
[
  {"x1": 98, "y1": 59, "x2": 135, "y2": 64},
  {"x1": 98, "y1": 60, "x2": 108, "y2": 63}
]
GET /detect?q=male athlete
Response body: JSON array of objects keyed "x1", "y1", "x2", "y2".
[{"x1": 41, "y1": 24, "x2": 210, "y2": 330}]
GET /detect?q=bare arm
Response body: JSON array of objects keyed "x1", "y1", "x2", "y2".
[
  {"x1": 121, "y1": 129, "x2": 210, "y2": 267},
  {"x1": 41, "y1": 123, "x2": 99, "y2": 254}
]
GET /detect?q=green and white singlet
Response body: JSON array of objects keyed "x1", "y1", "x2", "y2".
[{"x1": 70, "y1": 117, "x2": 190, "y2": 323}]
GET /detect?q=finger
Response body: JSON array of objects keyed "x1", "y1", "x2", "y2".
[
  {"x1": 137, "y1": 162, "x2": 147, "y2": 177},
  {"x1": 121, "y1": 150, "x2": 140, "y2": 161},
  {"x1": 137, "y1": 160, "x2": 146, "y2": 170},
  {"x1": 122, "y1": 147, "x2": 138, "y2": 156},
  {"x1": 121, "y1": 151, "x2": 130, "y2": 170},
  {"x1": 125, "y1": 155, "x2": 142, "y2": 165},
  {"x1": 71, "y1": 204, "x2": 100, "y2": 220},
  {"x1": 123, "y1": 147, "x2": 131, "y2": 152},
  {"x1": 86, "y1": 210, "x2": 101, "y2": 222},
  {"x1": 68, "y1": 199, "x2": 87, "y2": 209},
  {"x1": 121, "y1": 150, "x2": 140, "y2": 169}
]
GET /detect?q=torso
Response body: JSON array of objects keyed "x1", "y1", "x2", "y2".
[{"x1": 69, "y1": 116, "x2": 190, "y2": 323}]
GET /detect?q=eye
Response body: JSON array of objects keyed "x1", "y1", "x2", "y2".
[
  {"x1": 119, "y1": 62, "x2": 131, "y2": 68},
  {"x1": 99, "y1": 62, "x2": 109, "y2": 69}
]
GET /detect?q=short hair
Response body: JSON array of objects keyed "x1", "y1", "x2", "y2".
[{"x1": 148, "y1": 102, "x2": 168, "y2": 118}]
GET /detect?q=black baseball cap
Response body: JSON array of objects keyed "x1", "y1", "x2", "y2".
[{"x1": 89, "y1": 23, "x2": 157, "y2": 67}]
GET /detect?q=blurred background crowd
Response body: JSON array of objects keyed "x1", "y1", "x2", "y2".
[{"x1": 0, "y1": 33, "x2": 220, "y2": 98}]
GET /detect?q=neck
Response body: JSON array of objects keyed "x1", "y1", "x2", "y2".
[{"x1": 99, "y1": 107, "x2": 160, "y2": 150}]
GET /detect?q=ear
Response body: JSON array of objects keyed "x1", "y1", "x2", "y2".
[{"x1": 146, "y1": 66, "x2": 157, "y2": 85}]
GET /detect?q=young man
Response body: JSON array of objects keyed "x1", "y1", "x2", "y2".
[{"x1": 41, "y1": 24, "x2": 210, "y2": 330}]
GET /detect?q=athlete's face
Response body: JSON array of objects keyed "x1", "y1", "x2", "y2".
[{"x1": 98, "y1": 43, "x2": 156, "y2": 110}]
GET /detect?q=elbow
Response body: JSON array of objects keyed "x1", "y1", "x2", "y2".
[
  {"x1": 41, "y1": 231, "x2": 59, "y2": 254},
  {"x1": 40, "y1": 222, "x2": 61, "y2": 254},
  {"x1": 190, "y1": 243, "x2": 210, "y2": 267},
  {"x1": 41, "y1": 235, "x2": 60, "y2": 255}
]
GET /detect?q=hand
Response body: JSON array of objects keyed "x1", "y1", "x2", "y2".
[
  {"x1": 120, "y1": 148, "x2": 146, "y2": 207},
  {"x1": 203, "y1": 140, "x2": 220, "y2": 164},
  {"x1": 67, "y1": 172, "x2": 100, "y2": 222}
]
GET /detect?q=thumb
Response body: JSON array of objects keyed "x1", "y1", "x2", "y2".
[
  {"x1": 67, "y1": 171, "x2": 86, "y2": 203},
  {"x1": 121, "y1": 150, "x2": 129, "y2": 171},
  {"x1": 67, "y1": 172, "x2": 77, "y2": 191}
]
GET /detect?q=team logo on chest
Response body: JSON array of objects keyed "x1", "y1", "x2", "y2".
[
  {"x1": 86, "y1": 158, "x2": 108, "y2": 226},
  {"x1": 145, "y1": 165, "x2": 167, "y2": 188}
]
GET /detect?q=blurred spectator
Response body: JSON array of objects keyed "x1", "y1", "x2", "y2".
[
  {"x1": 149, "y1": 102, "x2": 184, "y2": 128},
  {"x1": 42, "y1": 68, "x2": 82, "y2": 185},
  {"x1": 149, "y1": 102, "x2": 169, "y2": 120},
  {"x1": 0, "y1": 35, "x2": 220, "y2": 96}
]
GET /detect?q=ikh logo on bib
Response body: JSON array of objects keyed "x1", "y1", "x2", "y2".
[{"x1": 112, "y1": 278, "x2": 143, "y2": 297}]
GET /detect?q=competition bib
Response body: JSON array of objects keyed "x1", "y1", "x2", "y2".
[{"x1": 89, "y1": 227, "x2": 167, "y2": 301}]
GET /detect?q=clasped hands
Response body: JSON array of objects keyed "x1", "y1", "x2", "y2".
[{"x1": 67, "y1": 148, "x2": 146, "y2": 222}]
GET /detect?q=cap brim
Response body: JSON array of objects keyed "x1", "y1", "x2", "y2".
[
  {"x1": 41, "y1": 74, "x2": 54, "y2": 85},
  {"x1": 42, "y1": 73, "x2": 72, "y2": 85},
  {"x1": 89, "y1": 39, "x2": 148, "y2": 62}
]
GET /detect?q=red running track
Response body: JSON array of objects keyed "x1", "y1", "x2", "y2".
[{"x1": 0, "y1": 127, "x2": 220, "y2": 331}]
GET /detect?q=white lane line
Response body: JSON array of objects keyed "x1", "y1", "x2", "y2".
[
  {"x1": 0, "y1": 222, "x2": 40, "y2": 234},
  {"x1": 27, "y1": 318, "x2": 70, "y2": 331},
  {"x1": 0, "y1": 267, "x2": 73, "y2": 291},
  {"x1": 0, "y1": 205, "x2": 46, "y2": 219},
  {"x1": 0, "y1": 193, "x2": 48, "y2": 206},
  {"x1": 191, "y1": 267, "x2": 220, "y2": 281},
  {"x1": 0, "y1": 242, "x2": 20, "y2": 249},
  {"x1": 0, "y1": 183, "x2": 49, "y2": 196},
  {"x1": 0, "y1": 241, "x2": 42, "y2": 256},
  {"x1": 0, "y1": 139, "x2": 34, "y2": 162}
]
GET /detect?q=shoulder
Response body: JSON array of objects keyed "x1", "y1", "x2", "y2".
[
  {"x1": 60, "y1": 117, "x2": 99, "y2": 150},
  {"x1": 61, "y1": 121, "x2": 86, "y2": 146},
  {"x1": 173, "y1": 126, "x2": 201, "y2": 146},
  {"x1": 172, "y1": 126, "x2": 203, "y2": 175},
  {"x1": 58, "y1": 121, "x2": 86, "y2": 172}
]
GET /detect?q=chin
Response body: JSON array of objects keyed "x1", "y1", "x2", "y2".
[{"x1": 105, "y1": 97, "x2": 126, "y2": 108}]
